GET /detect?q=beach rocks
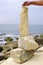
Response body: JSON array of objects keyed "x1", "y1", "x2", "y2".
[
  {"x1": 0, "y1": 41, "x2": 18, "y2": 61},
  {"x1": 0, "y1": 53, "x2": 5, "y2": 61},
  {"x1": 18, "y1": 36, "x2": 38, "y2": 51},
  {"x1": 34, "y1": 35, "x2": 43, "y2": 45},
  {"x1": 0, "y1": 56, "x2": 4, "y2": 61},
  {"x1": 0, "y1": 47, "x2": 3, "y2": 52},
  {"x1": 2, "y1": 41, "x2": 18, "y2": 53},
  {"x1": 10, "y1": 48, "x2": 34, "y2": 63}
]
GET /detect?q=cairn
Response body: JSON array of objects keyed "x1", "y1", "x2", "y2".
[{"x1": 10, "y1": 6, "x2": 38, "y2": 63}]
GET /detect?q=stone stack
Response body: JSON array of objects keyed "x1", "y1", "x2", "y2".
[{"x1": 10, "y1": 6, "x2": 38, "y2": 64}]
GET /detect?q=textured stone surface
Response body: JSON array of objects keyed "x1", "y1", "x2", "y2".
[
  {"x1": 18, "y1": 36, "x2": 38, "y2": 51},
  {"x1": 1, "y1": 47, "x2": 43, "y2": 65},
  {"x1": 2, "y1": 41, "x2": 18, "y2": 53},
  {"x1": 34, "y1": 35, "x2": 43, "y2": 45},
  {"x1": 1, "y1": 52, "x2": 43, "y2": 65},
  {"x1": 0, "y1": 53, "x2": 5, "y2": 61},
  {"x1": 10, "y1": 48, "x2": 34, "y2": 63},
  {"x1": 20, "y1": 6, "x2": 28, "y2": 37}
]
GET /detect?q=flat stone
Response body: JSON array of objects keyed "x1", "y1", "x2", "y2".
[
  {"x1": 18, "y1": 36, "x2": 38, "y2": 51},
  {"x1": 10, "y1": 48, "x2": 34, "y2": 63}
]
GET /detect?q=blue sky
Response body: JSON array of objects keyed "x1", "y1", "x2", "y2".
[{"x1": 0, "y1": 0, "x2": 43, "y2": 25}]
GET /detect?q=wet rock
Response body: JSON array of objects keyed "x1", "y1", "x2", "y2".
[
  {"x1": 0, "y1": 53, "x2": 5, "y2": 61},
  {"x1": 34, "y1": 35, "x2": 43, "y2": 45},
  {"x1": 0, "y1": 56, "x2": 5, "y2": 61},
  {"x1": 0, "y1": 47, "x2": 3, "y2": 52}
]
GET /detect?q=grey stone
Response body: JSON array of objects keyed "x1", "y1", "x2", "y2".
[
  {"x1": 34, "y1": 36, "x2": 43, "y2": 45},
  {"x1": 18, "y1": 36, "x2": 38, "y2": 51},
  {"x1": 10, "y1": 48, "x2": 34, "y2": 63}
]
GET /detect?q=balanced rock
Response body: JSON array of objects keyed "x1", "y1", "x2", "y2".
[
  {"x1": 10, "y1": 48, "x2": 34, "y2": 63},
  {"x1": 20, "y1": 6, "x2": 28, "y2": 37},
  {"x1": 18, "y1": 36, "x2": 38, "y2": 51}
]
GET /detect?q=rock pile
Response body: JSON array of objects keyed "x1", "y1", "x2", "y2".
[{"x1": 10, "y1": 6, "x2": 38, "y2": 64}]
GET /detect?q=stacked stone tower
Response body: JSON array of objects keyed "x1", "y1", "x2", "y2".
[{"x1": 10, "y1": 6, "x2": 38, "y2": 64}]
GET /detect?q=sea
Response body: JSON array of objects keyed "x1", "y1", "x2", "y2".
[{"x1": 0, "y1": 24, "x2": 43, "y2": 35}]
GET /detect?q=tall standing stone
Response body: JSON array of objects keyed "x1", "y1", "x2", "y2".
[{"x1": 20, "y1": 6, "x2": 28, "y2": 37}]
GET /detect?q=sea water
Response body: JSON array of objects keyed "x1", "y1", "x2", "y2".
[{"x1": 0, "y1": 24, "x2": 43, "y2": 35}]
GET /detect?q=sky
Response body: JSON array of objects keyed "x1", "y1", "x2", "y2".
[{"x1": 0, "y1": 0, "x2": 43, "y2": 25}]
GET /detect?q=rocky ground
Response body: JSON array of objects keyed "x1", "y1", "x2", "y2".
[{"x1": 0, "y1": 34, "x2": 43, "y2": 64}]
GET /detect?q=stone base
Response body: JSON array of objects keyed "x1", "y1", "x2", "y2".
[
  {"x1": 10, "y1": 48, "x2": 34, "y2": 64},
  {"x1": 18, "y1": 36, "x2": 38, "y2": 51}
]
